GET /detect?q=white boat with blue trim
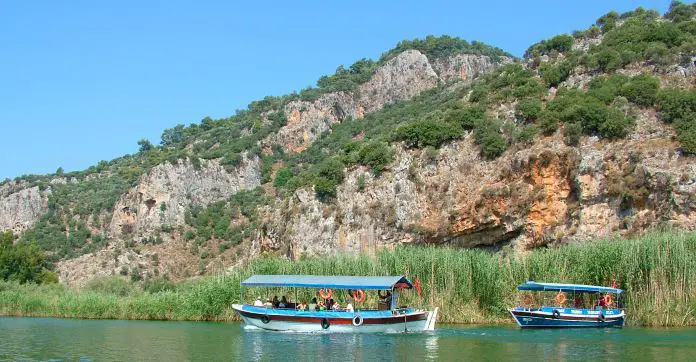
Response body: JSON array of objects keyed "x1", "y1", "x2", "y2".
[
  {"x1": 232, "y1": 275, "x2": 438, "y2": 333},
  {"x1": 509, "y1": 281, "x2": 625, "y2": 328}
]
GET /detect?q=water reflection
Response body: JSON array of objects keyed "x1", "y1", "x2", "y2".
[{"x1": 2, "y1": 318, "x2": 696, "y2": 361}]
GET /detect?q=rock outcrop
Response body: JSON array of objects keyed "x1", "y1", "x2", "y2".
[
  {"x1": 267, "y1": 50, "x2": 506, "y2": 153},
  {"x1": 256, "y1": 113, "x2": 695, "y2": 258},
  {"x1": 0, "y1": 181, "x2": 50, "y2": 234},
  {"x1": 109, "y1": 156, "x2": 261, "y2": 239}
]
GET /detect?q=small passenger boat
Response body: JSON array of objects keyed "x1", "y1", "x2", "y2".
[
  {"x1": 509, "y1": 281, "x2": 625, "y2": 328},
  {"x1": 232, "y1": 275, "x2": 438, "y2": 333}
]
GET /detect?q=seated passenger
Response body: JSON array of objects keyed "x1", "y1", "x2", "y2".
[
  {"x1": 345, "y1": 303, "x2": 354, "y2": 313},
  {"x1": 378, "y1": 290, "x2": 392, "y2": 310},
  {"x1": 272, "y1": 296, "x2": 279, "y2": 308},
  {"x1": 279, "y1": 296, "x2": 288, "y2": 308},
  {"x1": 318, "y1": 300, "x2": 326, "y2": 311},
  {"x1": 327, "y1": 298, "x2": 335, "y2": 310},
  {"x1": 331, "y1": 301, "x2": 341, "y2": 310},
  {"x1": 574, "y1": 296, "x2": 582, "y2": 308},
  {"x1": 263, "y1": 298, "x2": 273, "y2": 308},
  {"x1": 597, "y1": 295, "x2": 606, "y2": 309},
  {"x1": 296, "y1": 301, "x2": 307, "y2": 311},
  {"x1": 308, "y1": 297, "x2": 318, "y2": 311},
  {"x1": 253, "y1": 297, "x2": 263, "y2": 307}
]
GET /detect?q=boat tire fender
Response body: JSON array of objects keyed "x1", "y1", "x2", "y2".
[
  {"x1": 352, "y1": 315, "x2": 363, "y2": 327},
  {"x1": 552, "y1": 310, "x2": 561, "y2": 319},
  {"x1": 261, "y1": 315, "x2": 270, "y2": 324},
  {"x1": 321, "y1": 318, "x2": 330, "y2": 329}
]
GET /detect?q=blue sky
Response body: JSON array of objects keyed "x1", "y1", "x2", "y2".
[{"x1": 0, "y1": 0, "x2": 675, "y2": 180}]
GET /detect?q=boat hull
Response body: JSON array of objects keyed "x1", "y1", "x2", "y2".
[
  {"x1": 510, "y1": 307, "x2": 625, "y2": 328},
  {"x1": 233, "y1": 304, "x2": 437, "y2": 333}
]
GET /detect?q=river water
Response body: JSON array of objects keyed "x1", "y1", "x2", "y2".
[{"x1": 1, "y1": 317, "x2": 695, "y2": 361}]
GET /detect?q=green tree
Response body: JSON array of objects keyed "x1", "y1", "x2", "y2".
[
  {"x1": 274, "y1": 167, "x2": 293, "y2": 187},
  {"x1": 137, "y1": 139, "x2": 154, "y2": 152},
  {"x1": 619, "y1": 74, "x2": 660, "y2": 107},
  {"x1": 515, "y1": 99, "x2": 542, "y2": 122}
]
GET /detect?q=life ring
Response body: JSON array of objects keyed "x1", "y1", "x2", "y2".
[
  {"x1": 552, "y1": 310, "x2": 561, "y2": 319},
  {"x1": 321, "y1": 318, "x2": 330, "y2": 329},
  {"x1": 352, "y1": 315, "x2": 363, "y2": 327},
  {"x1": 605, "y1": 294, "x2": 613, "y2": 307},
  {"x1": 261, "y1": 315, "x2": 270, "y2": 324},
  {"x1": 352, "y1": 289, "x2": 365, "y2": 303},
  {"x1": 555, "y1": 292, "x2": 567, "y2": 306},
  {"x1": 319, "y1": 288, "x2": 333, "y2": 300}
]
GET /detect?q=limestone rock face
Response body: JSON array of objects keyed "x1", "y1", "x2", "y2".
[
  {"x1": 269, "y1": 92, "x2": 360, "y2": 152},
  {"x1": 267, "y1": 50, "x2": 506, "y2": 154},
  {"x1": 108, "y1": 156, "x2": 260, "y2": 239},
  {"x1": 358, "y1": 50, "x2": 439, "y2": 113},
  {"x1": 257, "y1": 112, "x2": 696, "y2": 258},
  {"x1": 433, "y1": 54, "x2": 513, "y2": 83},
  {"x1": 0, "y1": 181, "x2": 50, "y2": 234}
]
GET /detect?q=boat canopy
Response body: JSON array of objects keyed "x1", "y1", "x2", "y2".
[
  {"x1": 517, "y1": 281, "x2": 623, "y2": 294},
  {"x1": 241, "y1": 275, "x2": 413, "y2": 290}
]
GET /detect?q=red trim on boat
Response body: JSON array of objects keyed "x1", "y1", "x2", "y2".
[
  {"x1": 237, "y1": 309, "x2": 427, "y2": 325},
  {"x1": 511, "y1": 310, "x2": 623, "y2": 321}
]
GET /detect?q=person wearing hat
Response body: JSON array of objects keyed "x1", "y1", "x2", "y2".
[{"x1": 253, "y1": 297, "x2": 263, "y2": 307}]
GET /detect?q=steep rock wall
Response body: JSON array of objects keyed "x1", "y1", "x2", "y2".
[
  {"x1": 0, "y1": 181, "x2": 50, "y2": 234},
  {"x1": 109, "y1": 156, "x2": 261, "y2": 239}
]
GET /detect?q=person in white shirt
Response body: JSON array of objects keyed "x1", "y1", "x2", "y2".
[
  {"x1": 253, "y1": 297, "x2": 263, "y2": 307},
  {"x1": 346, "y1": 303, "x2": 354, "y2": 312}
]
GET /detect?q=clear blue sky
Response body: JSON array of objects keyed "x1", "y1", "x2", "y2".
[{"x1": 0, "y1": 0, "x2": 674, "y2": 180}]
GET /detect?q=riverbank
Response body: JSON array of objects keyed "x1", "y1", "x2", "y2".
[{"x1": 2, "y1": 230, "x2": 696, "y2": 326}]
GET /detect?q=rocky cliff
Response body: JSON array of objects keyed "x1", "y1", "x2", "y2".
[
  {"x1": 0, "y1": 181, "x2": 50, "y2": 235},
  {"x1": 3, "y1": 12, "x2": 696, "y2": 287}
]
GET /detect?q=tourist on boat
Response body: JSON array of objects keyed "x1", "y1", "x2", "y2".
[
  {"x1": 346, "y1": 302, "x2": 354, "y2": 312},
  {"x1": 279, "y1": 296, "x2": 288, "y2": 308},
  {"x1": 574, "y1": 295, "x2": 583, "y2": 308},
  {"x1": 327, "y1": 298, "x2": 335, "y2": 310},
  {"x1": 331, "y1": 300, "x2": 341, "y2": 310},
  {"x1": 272, "y1": 296, "x2": 279, "y2": 308},
  {"x1": 309, "y1": 298, "x2": 318, "y2": 311},
  {"x1": 296, "y1": 301, "x2": 307, "y2": 311},
  {"x1": 597, "y1": 294, "x2": 606, "y2": 309},
  {"x1": 264, "y1": 298, "x2": 273, "y2": 307},
  {"x1": 378, "y1": 290, "x2": 392, "y2": 310},
  {"x1": 254, "y1": 297, "x2": 263, "y2": 307},
  {"x1": 318, "y1": 300, "x2": 326, "y2": 311}
]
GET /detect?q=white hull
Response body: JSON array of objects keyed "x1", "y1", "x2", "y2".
[{"x1": 233, "y1": 304, "x2": 438, "y2": 333}]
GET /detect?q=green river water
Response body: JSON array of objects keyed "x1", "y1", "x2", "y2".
[{"x1": 1, "y1": 317, "x2": 695, "y2": 361}]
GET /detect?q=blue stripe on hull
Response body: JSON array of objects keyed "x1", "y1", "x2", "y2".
[{"x1": 511, "y1": 313, "x2": 624, "y2": 328}]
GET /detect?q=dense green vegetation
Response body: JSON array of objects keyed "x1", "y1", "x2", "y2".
[
  {"x1": 2, "y1": 231, "x2": 695, "y2": 326},
  {"x1": 0, "y1": 232, "x2": 56, "y2": 284}
]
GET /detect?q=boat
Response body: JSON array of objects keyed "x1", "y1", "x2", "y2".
[
  {"x1": 509, "y1": 281, "x2": 625, "y2": 328},
  {"x1": 231, "y1": 274, "x2": 438, "y2": 333}
]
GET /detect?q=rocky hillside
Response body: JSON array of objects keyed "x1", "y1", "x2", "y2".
[{"x1": 3, "y1": 3, "x2": 696, "y2": 287}]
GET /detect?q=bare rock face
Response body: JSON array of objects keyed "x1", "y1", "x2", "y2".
[
  {"x1": 257, "y1": 111, "x2": 696, "y2": 258},
  {"x1": 267, "y1": 50, "x2": 507, "y2": 154},
  {"x1": 109, "y1": 156, "x2": 260, "y2": 239},
  {"x1": 433, "y1": 54, "x2": 513, "y2": 83},
  {"x1": 0, "y1": 181, "x2": 50, "y2": 234},
  {"x1": 358, "y1": 50, "x2": 439, "y2": 113},
  {"x1": 269, "y1": 92, "x2": 360, "y2": 152}
]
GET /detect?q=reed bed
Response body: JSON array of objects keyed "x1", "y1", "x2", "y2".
[{"x1": 1, "y1": 230, "x2": 695, "y2": 326}]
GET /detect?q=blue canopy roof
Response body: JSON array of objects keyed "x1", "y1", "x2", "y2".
[
  {"x1": 517, "y1": 281, "x2": 623, "y2": 294},
  {"x1": 241, "y1": 275, "x2": 413, "y2": 290}
]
